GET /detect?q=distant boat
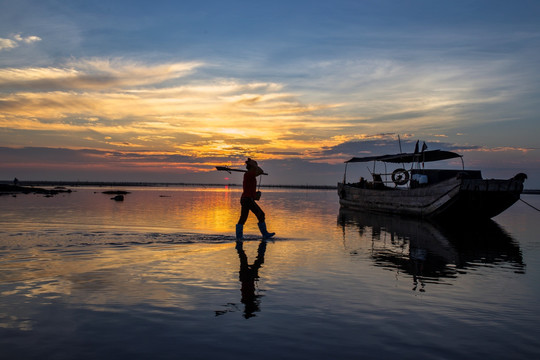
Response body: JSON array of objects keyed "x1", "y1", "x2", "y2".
[{"x1": 337, "y1": 148, "x2": 527, "y2": 220}]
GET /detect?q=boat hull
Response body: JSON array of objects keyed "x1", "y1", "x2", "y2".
[{"x1": 338, "y1": 176, "x2": 524, "y2": 220}]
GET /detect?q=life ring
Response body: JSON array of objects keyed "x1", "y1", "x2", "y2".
[{"x1": 391, "y1": 168, "x2": 410, "y2": 186}]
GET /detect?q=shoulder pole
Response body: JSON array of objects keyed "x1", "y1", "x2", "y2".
[{"x1": 215, "y1": 166, "x2": 268, "y2": 176}]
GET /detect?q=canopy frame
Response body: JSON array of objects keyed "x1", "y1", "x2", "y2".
[{"x1": 342, "y1": 150, "x2": 465, "y2": 185}]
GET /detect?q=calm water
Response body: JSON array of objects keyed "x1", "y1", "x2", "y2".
[{"x1": 1, "y1": 186, "x2": 539, "y2": 359}]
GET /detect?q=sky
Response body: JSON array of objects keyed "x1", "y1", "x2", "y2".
[{"x1": 1, "y1": 0, "x2": 540, "y2": 187}]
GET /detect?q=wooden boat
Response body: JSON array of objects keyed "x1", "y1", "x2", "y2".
[{"x1": 338, "y1": 149, "x2": 527, "y2": 220}]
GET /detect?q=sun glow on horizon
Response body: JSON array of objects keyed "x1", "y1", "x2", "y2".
[{"x1": 0, "y1": 58, "x2": 356, "y2": 165}]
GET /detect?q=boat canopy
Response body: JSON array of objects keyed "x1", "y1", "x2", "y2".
[{"x1": 345, "y1": 150, "x2": 462, "y2": 164}]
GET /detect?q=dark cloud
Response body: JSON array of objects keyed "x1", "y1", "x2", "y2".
[
  {"x1": 0, "y1": 147, "x2": 195, "y2": 165},
  {"x1": 316, "y1": 137, "x2": 482, "y2": 160},
  {"x1": 277, "y1": 133, "x2": 328, "y2": 141},
  {"x1": 1, "y1": 147, "x2": 102, "y2": 163},
  {"x1": 264, "y1": 150, "x2": 304, "y2": 156}
]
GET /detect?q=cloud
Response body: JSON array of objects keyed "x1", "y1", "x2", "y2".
[
  {"x1": 313, "y1": 135, "x2": 488, "y2": 161},
  {"x1": 14, "y1": 34, "x2": 41, "y2": 44},
  {"x1": 0, "y1": 57, "x2": 345, "y2": 163},
  {"x1": 0, "y1": 58, "x2": 202, "y2": 90},
  {"x1": 0, "y1": 34, "x2": 41, "y2": 51},
  {"x1": 0, "y1": 38, "x2": 17, "y2": 51},
  {"x1": 0, "y1": 146, "x2": 198, "y2": 167}
]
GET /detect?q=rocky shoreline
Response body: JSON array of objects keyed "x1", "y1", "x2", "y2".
[{"x1": 0, "y1": 184, "x2": 73, "y2": 196}]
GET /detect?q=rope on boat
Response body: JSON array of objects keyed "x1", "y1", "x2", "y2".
[{"x1": 520, "y1": 198, "x2": 540, "y2": 213}]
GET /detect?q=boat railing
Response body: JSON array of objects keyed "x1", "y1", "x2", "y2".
[
  {"x1": 344, "y1": 164, "x2": 475, "y2": 189},
  {"x1": 348, "y1": 171, "x2": 408, "y2": 189}
]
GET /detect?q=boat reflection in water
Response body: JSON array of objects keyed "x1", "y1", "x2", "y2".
[{"x1": 338, "y1": 209, "x2": 525, "y2": 291}]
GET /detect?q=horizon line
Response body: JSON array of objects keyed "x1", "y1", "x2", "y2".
[{"x1": 2, "y1": 180, "x2": 539, "y2": 193}]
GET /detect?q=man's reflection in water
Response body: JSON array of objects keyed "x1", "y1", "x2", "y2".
[
  {"x1": 236, "y1": 240, "x2": 267, "y2": 319},
  {"x1": 410, "y1": 247, "x2": 426, "y2": 292}
]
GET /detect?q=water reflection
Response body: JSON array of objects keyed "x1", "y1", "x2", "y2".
[
  {"x1": 338, "y1": 209, "x2": 525, "y2": 291},
  {"x1": 216, "y1": 240, "x2": 267, "y2": 318},
  {"x1": 236, "y1": 241, "x2": 267, "y2": 318}
]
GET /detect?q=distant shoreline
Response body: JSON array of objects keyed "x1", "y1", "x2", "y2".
[
  {"x1": 0, "y1": 180, "x2": 336, "y2": 190},
  {"x1": 1, "y1": 180, "x2": 538, "y2": 193}
]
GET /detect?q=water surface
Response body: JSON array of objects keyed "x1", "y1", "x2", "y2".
[{"x1": 1, "y1": 186, "x2": 539, "y2": 359}]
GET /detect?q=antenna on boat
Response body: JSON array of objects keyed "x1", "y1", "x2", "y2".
[{"x1": 397, "y1": 134, "x2": 406, "y2": 169}]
